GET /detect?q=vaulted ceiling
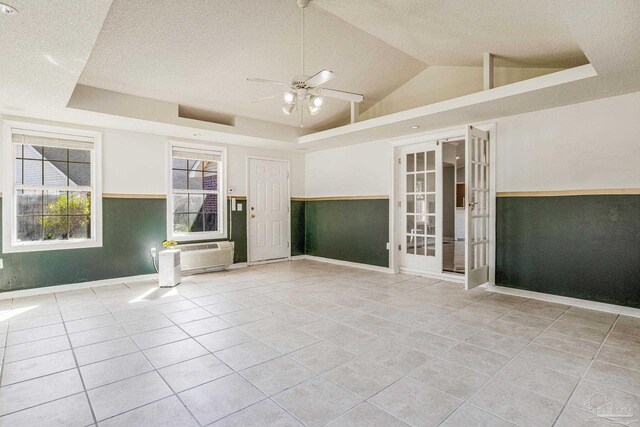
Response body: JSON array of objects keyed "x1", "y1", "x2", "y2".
[
  {"x1": 77, "y1": 0, "x2": 587, "y2": 130},
  {"x1": 1, "y1": 0, "x2": 639, "y2": 150}
]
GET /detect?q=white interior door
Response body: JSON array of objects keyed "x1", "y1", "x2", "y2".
[
  {"x1": 465, "y1": 126, "x2": 490, "y2": 289},
  {"x1": 248, "y1": 158, "x2": 289, "y2": 262},
  {"x1": 399, "y1": 142, "x2": 442, "y2": 273}
]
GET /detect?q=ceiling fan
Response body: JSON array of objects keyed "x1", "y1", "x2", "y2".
[{"x1": 247, "y1": 0, "x2": 364, "y2": 127}]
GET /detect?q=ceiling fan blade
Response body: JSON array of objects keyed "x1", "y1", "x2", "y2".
[
  {"x1": 250, "y1": 94, "x2": 281, "y2": 103},
  {"x1": 305, "y1": 69, "x2": 335, "y2": 88},
  {"x1": 319, "y1": 87, "x2": 364, "y2": 103},
  {"x1": 247, "y1": 78, "x2": 291, "y2": 87}
]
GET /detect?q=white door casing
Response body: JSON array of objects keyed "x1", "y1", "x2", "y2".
[
  {"x1": 465, "y1": 125, "x2": 491, "y2": 289},
  {"x1": 398, "y1": 141, "x2": 442, "y2": 274},
  {"x1": 248, "y1": 158, "x2": 290, "y2": 263}
]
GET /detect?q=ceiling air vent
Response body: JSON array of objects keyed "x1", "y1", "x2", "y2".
[{"x1": 178, "y1": 105, "x2": 235, "y2": 127}]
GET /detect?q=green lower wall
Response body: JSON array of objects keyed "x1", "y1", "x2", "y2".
[
  {"x1": 496, "y1": 195, "x2": 640, "y2": 308},
  {"x1": 291, "y1": 200, "x2": 305, "y2": 257},
  {"x1": 0, "y1": 198, "x2": 167, "y2": 291},
  {"x1": 305, "y1": 199, "x2": 389, "y2": 267}
]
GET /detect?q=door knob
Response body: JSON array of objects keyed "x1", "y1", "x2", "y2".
[{"x1": 251, "y1": 214, "x2": 256, "y2": 218}]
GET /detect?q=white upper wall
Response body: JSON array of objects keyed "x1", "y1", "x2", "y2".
[
  {"x1": 305, "y1": 90, "x2": 640, "y2": 196},
  {"x1": 497, "y1": 90, "x2": 640, "y2": 192},
  {"x1": 305, "y1": 140, "x2": 391, "y2": 198}
]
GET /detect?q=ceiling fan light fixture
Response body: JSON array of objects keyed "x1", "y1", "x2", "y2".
[
  {"x1": 0, "y1": 2, "x2": 18, "y2": 14},
  {"x1": 309, "y1": 95, "x2": 323, "y2": 108},
  {"x1": 282, "y1": 103, "x2": 295, "y2": 115},
  {"x1": 307, "y1": 104, "x2": 320, "y2": 115},
  {"x1": 284, "y1": 91, "x2": 296, "y2": 104}
]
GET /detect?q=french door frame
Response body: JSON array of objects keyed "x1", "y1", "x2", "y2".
[
  {"x1": 389, "y1": 123, "x2": 497, "y2": 285},
  {"x1": 246, "y1": 156, "x2": 291, "y2": 265}
]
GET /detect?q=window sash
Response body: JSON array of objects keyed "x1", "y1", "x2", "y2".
[
  {"x1": 4, "y1": 122, "x2": 100, "y2": 252},
  {"x1": 169, "y1": 144, "x2": 225, "y2": 239}
]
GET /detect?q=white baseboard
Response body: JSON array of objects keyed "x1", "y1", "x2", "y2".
[
  {"x1": 301, "y1": 255, "x2": 394, "y2": 274},
  {"x1": 0, "y1": 273, "x2": 159, "y2": 301},
  {"x1": 485, "y1": 283, "x2": 640, "y2": 319}
]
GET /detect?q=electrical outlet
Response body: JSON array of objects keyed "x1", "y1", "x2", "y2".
[
  {"x1": 386, "y1": 242, "x2": 390, "y2": 250},
  {"x1": 237, "y1": 202, "x2": 243, "y2": 212},
  {"x1": 150, "y1": 247, "x2": 157, "y2": 258}
]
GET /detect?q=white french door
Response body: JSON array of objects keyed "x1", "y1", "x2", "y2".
[
  {"x1": 399, "y1": 142, "x2": 442, "y2": 273},
  {"x1": 465, "y1": 126, "x2": 491, "y2": 289},
  {"x1": 248, "y1": 158, "x2": 290, "y2": 263}
]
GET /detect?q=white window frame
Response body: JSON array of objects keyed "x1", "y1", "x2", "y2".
[
  {"x1": 167, "y1": 141, "x2": 227, "y2": 241},
  {"x1": 2, "y1": 120, "x2": 103, "y2": 253}
]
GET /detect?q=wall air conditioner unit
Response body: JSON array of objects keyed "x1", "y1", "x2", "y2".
[{"x1": 176, "y1": 241, "x2": 234, "y2": 274}]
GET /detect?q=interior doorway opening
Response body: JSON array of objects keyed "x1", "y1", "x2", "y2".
[{"x1": 442, "y1": 139, "x2": 465, "y2": 274}]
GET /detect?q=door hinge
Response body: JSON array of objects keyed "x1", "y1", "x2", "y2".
[
  {"x1": 287, "y1": 242, "x2": 290, "y2": 248},
  {"x1": 398, "y1": 244, "x2": 402, "y2": 251},
  {"x1": 398, "y1": 158, "x2": 401, "y2": 165}
]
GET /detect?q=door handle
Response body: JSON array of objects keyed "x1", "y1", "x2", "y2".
[
  {"x1": 468, "y1": 201, "x2": 478, "y2": 209},
  {"x1": 250, "y1": 214, "x2": 256, "y2": 218}
]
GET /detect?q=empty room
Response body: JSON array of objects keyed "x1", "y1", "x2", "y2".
[{"x1": 0, "y1": 0, "x2": 639, "y2": 426}]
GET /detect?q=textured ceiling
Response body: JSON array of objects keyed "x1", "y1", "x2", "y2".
[
  {"x1": 314, "y1": 0, "x2": 589, "y2": 68},
  {"x1": 78, "y1": 0, "x2": 427, "y2": 130}
]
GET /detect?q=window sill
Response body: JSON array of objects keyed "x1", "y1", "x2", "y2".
[
  {"x1": 170, "y1": 232, "x2": 227, "y2": 242},
  {"x1": 2, "y1": 238, "x2": 103, "y2": 254}
]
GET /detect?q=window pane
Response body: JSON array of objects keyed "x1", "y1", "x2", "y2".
[
  {"x1": 188, "y1": 213, "x2": 203, "y2": 232},
  {"x1": 173, "y1": 213, "x2": 189, "y2": 233},
  {"x1": 406, "y1": 215, "x2": 414, "y2": 234},
  {"x1": 44, "y1": 161, "x2": 68, "y2": 186},
  {"x1": 21, "y1": 159, "x2": 43, "y2": 185},
  {"x1": 44, "y1": 191, "x2": 68, "y2": 215},
  {"x1": 173, "y1": 194, "x2": 188, "y2": 214},
  {"x1": 16, "y1": 190, "x2": 42, "y2": 215},
  {"x1": 69, "y1": 162, "x2": 91, "y2": 186},
  {"x1": 172, "y1": 158, "x2": 188, "y2": 169},
  {"x1": 416, "y1": 152, "x2": 425, "y2": 171},
  {"x1": 21, "y1": 145, "x2": 42, "y2": 160},
  {"x1": 69, "y1": 216, "x2": 91, "y2": 239},
  {"x1": 406, "y1": 174, "x2": 414, "y2": 193},
  {"x1": 203, "y1": 171, "x2": 218, "y2": 191},
  {"x1": 406, "y1": 153, "x2": 414, "y2": 172},
  {"x1": 69, "y1": 149, "x2": 90, "y2": 163},
  {"x1": 188, "y1": 160, "x2": 203, "y2": 171},
  {"x1": 426, "y1": 172, "x2": 435, "y2": 192},
  {"x1": 406, "y1": 195, "x2": 415, "y2": 213},
  {"x1": 203, "y1": 194, "x2": 218, "y2": 213},
  {"x1": 427, "y1": 151, "x2": 435, "y2": 171},
  {"x1": 416, "y1": 236, "x2": 425, "y2": 256},
  {"x1": 188, "y1": 194, "x2": 204, "y2": 213},
  {"x1": 172, "y1": 170, "x2": 188, "y2": 190},
  {"x1": 17, "y1": 216, "x2": 42, "y2": 241},
  {"x1": 69, "y1": 192, "x2": 91, "y2": 216},
  {"x1": 43, "y1": 146, "x2": 68, "y2": 161},
  {"x1": 43, "y1": 216, "x2": 68, "y2": 240},
  {"x1": 188, "y1": 170, "x2": 203, "y2": 190},
  {"x1": 416, "y1": 173, "x2": 425, "y2": 193},
  {"x1": 204, "y1": 213, "x2": 218, "y2": 231}
]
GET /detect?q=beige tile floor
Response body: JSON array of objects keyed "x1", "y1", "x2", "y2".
[{"x1": 0, "y1": 259, "x2": 638, "y2": 426}]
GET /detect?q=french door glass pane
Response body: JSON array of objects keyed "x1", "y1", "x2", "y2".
[
  {"x1": 427, "y1": 151, "x2": 435, "y2": 171},
  {"x1": 407, "y1": 153, "x2": 415, "y2": 172},
  {"x1": 416, "y1": 152, "x2": 425, "y2": 171}
]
